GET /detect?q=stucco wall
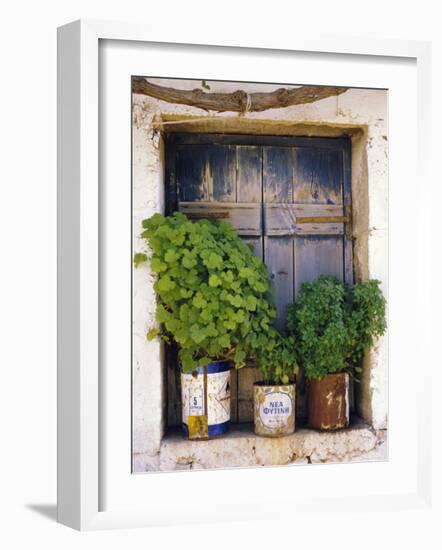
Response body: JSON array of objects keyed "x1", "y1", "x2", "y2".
[{"x1": 131, "y1": 79, "x2": 388, "y2": 472}]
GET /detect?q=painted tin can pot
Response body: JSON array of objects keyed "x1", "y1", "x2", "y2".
[
  {"x1": 181, "y1": 361, "x2": 231, "y2": 440},
  {"x1": 307, "y1": 372, "x2": 350, "y2": 430},
  {"x1": 254, "y1": 383, "x2": 296, "y2": 437}
]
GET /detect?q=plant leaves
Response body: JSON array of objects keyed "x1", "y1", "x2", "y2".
[
  {"x1": 147, "y1": 327, "x2": 160, "y2": 341},
  {"x1": 208, "y1": 274, "x2": 222, "y2": 287},
  {"x1": 133, "y1": 252, "x2": 148, "y2": 267},
  {"x1": 135, "y1": 212, "x2": 278, "y2": 372}
]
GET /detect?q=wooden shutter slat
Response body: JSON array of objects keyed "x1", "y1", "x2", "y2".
[
  {"x1": 264, "y1": 203, "x2": 297, "y2": 236},
  {"x1": 237, "y1": 146, "x2": 262, "y2": 202},
  {"x1": 264, "y1": 203, "x2": 347, "y2": 236},
  {"x1": 293, "y1": 204, "x2": 344, "y2": 217},
  {"x1": 237, "y1": 146, "x2": 263, "y2": 423},
  {"x1": 295, "y1": 223, "x2": 344, "y2": 236},
  {"x1": 264, "y1": 237, "x2": 294, "y2": 330},
  {"x1": 293, "y1": 147, "x2": 343, "y2": 205},
  {"x1": 178, "y1": 201, "x2": 261, "y2": 236}
]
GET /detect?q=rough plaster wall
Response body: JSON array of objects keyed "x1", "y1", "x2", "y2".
[
  {"x1": 132, "y1": 104, "x2": 165, "y2": 462},
  {"x1": 132, "y1": 81, "x2": 388, "y2": 469},
  {"x1": 354, "y1": 124, "x2": 389, "y2": 429},
  {"x1": 351, "y1": 127, "x2": 389, "y2": 429}
]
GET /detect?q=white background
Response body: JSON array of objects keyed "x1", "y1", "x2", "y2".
[{"x1": 0, "y1": 1, "x2": 441, "y2": 548}]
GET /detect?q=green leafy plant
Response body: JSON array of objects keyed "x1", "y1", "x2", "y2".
[
  {"x1": 255, "y1": 330, "x2": 298, "y2": 385},
  {"x1": 287, "y1": 275, "x2": 386, "y2": 380},
  {"x1": 134, "y1": 212, "x2": 278, "y2": 372},
  {"x1": 345, "y1": 279, "x2": 387, "y2": 370}
]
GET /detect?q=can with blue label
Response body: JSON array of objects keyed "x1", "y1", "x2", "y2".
[
  {"x1": 254, "y1": 382, "x2": 296, "y2": 437},
  {"x1": 181, "y1": 361, "x2": 231, "y2": 440}
]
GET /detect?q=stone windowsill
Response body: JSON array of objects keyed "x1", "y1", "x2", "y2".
[{"x1": 137, "y1": 416, "x2": 387, "y2": 472}]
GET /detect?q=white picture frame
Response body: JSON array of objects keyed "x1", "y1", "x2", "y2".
[{"x1": 57, "y1": 19, "x2": 432, "y2": 531}]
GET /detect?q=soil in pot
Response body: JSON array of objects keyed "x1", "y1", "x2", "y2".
[
  {"x1": 254, "y1": 382, "x2": 296, "y2": 437},
  {"x1": 307, "y1": 372, "x2": 349, "y2": 430}
]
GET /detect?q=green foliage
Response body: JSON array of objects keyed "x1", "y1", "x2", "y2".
[
  {"x1": 135, "y1": 212, "x2": 277, "y2": 372},
  {"x1": 287, "y1": 277, "x2": 347, "y2": 379},
  {"x1": 255, "y1": 329, "x2": 299, "y2": 385},
  {"x1": 287, "y1": 276, "x2": 386, "y2": 380},
  {"x1": 133, "y1": 252, "x2": 148, "y2": 268},
  {"x1": 345, "y1": 279, "x2": 387, "y2": 369}
]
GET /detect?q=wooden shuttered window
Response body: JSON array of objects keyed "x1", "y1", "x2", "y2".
[{"x1": 165, "y1": 133, "x2": 353, "y2": 425}]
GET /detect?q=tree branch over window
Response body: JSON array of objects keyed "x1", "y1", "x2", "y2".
[{"x1": 132, "y1": 77, "x2": 349, "y2": 113}]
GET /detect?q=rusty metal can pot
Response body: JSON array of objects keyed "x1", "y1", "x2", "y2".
[
  {"x1": 181, "y1": 361, "x2": 231, "y2": 440},
  {"x1": 254, "y1": 383, "x2": 296, "y2": 437},
  {"x1": 307, "y1": 372, "x2": 350, "y2": 430}
]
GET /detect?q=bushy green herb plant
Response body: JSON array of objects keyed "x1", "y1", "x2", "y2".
[
  {"x1": 134, "y1": 212, "x2": 278, "y2": 372},
  {"x1": 287, "y1": 277, "x2": 348, "y2": 379},
  {"x1": 287, "y1": 275, "x2": 386, "y2": 380},
  {"x1": 345, "y1": 279, "x2": 387, "y2": 369},
  {"x1": 256, "y1": 330, "x2": 298, "y2": 385}
]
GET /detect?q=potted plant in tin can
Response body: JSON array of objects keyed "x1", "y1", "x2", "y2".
[
  {"x1": 253, "y1": 331, "x2": 299, "y2": 437},
  {"x1": 287, "y1": 276, "x2": 386, "y2": 430},
  {"x1": 134, "y1": 212, "x2": 277, "y2": 440}
]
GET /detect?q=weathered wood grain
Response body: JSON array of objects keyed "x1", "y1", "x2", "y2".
[
  {"x1": 175, "y1": 145, "x2": 209, "y2": 201},
  {"x1": 263, "y1": 147, "x2": 295, "y2": 329},
  {"x1": 166, "y1": 346, "x2": 182, "y2": 427},
  {"x1": 264, "y1": 203, "x2": 347, "y2": 235},
  {"x1": 172, "y1": 133, "x2": 350, "y2": 149},
  {"x1": 175, "y1": 144, "x2": 238, "y2": 202},
  {"x1": 342, "y1": 146, "x2": 354, "y2": 285},
  {"x1": 133, "y1": 77, "x2": 349, "y2": 113},
  {"x1": 264, "y1": 203, "x2": 297, "y2": 235},
  {"x1": 294, "y1": 222, "x2": 344, "y2": 236},
  {"x1": 265, "y1": 237, "x2": 294, "y2": 330},
  {"x1": 210, "y1": 145, "x2": 236, "y2": 201},
  {"x1": 238, "y1": 367, "x2": 261, "y2": 423},
  {"x1": 263, "y1": 147, "x2": 293, "y2": 203},
  {"x1": 294, "y1": 235, "x2": 344, "y2": 295},
  {"x1": 294, "y1": 147, "x2": 343, "y2": 205},
  {"x1": 237, "y1": 146, "x2": 262, "y2": 202},
  {"x1": 237, "y1": 146, "x2": 264, "y2": 421},
  {"x1": 296, "y1": 216, "x2": 349, "y2": 224},
  {"x1": 342, "y1": 145, "x2": 354, "y2": 412},
  {"x1": 293, "y1": 235, "x2": 344, "y2": 418},
  {"x1": 178, "y1": 201, "x2": 261, "y2": 236},
  {"x1": 292, "y1": 204, "x2": 344, "y2": 218},
  {"x1": 164, "y1": 135, "x2": 178, "y2": 214}
]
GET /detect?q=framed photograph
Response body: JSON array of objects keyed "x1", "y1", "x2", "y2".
[{"x1": 57, "y1": 19, "x2": 432, "y2": 530}]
